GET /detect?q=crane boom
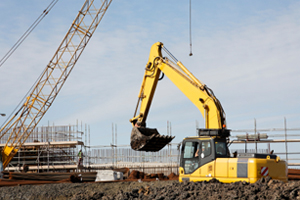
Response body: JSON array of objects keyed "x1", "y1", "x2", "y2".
[{"x1": 0, "y1": 0, "x2": 112, "y2": 169}]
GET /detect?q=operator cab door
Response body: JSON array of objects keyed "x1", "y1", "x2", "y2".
[
  {"x1": 180, "y1": 140, "x2": 200, "y2": 174},
  {"x1": 199, "y1": 140, "x2": 215, "y2": 166},
  {"x1": 180, "y1": 139, "x2": 215, "y2": 174}
]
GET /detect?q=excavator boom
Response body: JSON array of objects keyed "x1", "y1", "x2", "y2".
[{"x1": 130, "y1": 42, "x2": 227, "y2": 152}]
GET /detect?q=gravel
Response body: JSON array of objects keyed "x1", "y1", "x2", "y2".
[{"x1": 0, "y1": 177, "x2": 300, "y2": 199}]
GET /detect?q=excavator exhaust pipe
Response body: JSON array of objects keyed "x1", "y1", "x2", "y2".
[{"x1": 130, "y1": 127, "x2": 175, "y2": 152}]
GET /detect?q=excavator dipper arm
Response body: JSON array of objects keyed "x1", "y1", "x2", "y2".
[{"x1": 130, "y1": 42, "x2": 227, "y2": 152}]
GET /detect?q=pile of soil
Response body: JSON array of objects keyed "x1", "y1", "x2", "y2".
[
  {"x1": 127, "y1": 170, "x2": 177, "y2": 181},
  {"x1": 168, "y1": 172, "x2": 178, "y2": 180},
  {"x1": 0, "y1": 177, "x2": 300, "y2": 199}
]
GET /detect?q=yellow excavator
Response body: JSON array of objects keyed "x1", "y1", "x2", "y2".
[{"x1": 130, "y1": 42, "x2": 287, "y2": 183}]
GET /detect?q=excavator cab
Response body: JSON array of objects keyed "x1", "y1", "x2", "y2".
[
  {"x1": 179, "y1": 128, "x2": 287, "y2": 183},
  {"x1": 179, "y1": 129, "x2": 230, "y2": 175},
  {"x1": 179, "y1": 137, "x2": 228, "y2": 174}
]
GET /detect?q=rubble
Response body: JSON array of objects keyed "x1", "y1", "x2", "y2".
[{"x1": 0, "y1": 176, "x2": 300, "y2": 199}]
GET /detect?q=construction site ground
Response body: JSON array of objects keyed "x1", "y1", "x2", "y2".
[
  {"x1": 1, "y1": 177, "x2": 300, "y2": 199},
  {"x1": 0, "y1": 169, "x2": 299, "y2": 199}
]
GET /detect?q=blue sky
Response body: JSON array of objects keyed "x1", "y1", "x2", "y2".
[{"x1": 0, "y1": 1, "x2": 300, "y2": 148}]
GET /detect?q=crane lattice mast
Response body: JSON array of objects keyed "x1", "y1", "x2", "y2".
[{"x1": 0, "y1": 0, "x2": 112, "y2": 168}]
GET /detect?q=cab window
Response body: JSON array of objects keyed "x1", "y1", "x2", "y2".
[
  {"x1": 215, "y1": 141, "x2": 227, "y2": 156},
  {"x1": 183, "y1": 141, "x2": 199, "y2": 158},
  {"x1": 201, "y1": 141, "x2": 211, "y2": 158},
  {"x1": 182, "y1": 141, "x2": 200, "y2": 174}
]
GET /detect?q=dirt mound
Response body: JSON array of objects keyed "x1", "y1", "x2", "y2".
[
  {"x1": 104, "y1": 177, "x2": 272, "y2": 199},
  {"x1": 0, "y1": 177, "x2": 300, "y2": 199},
  {"x1": 168, "y1": 172, "x2": 179, "y2": 180},
  {"x1": 127, "y1": 170, "x2": 172, "y2": 181},
  {"x1": 105, "y1": 177, "x2": 300, "y2": 200},
  {"x1": 128, "y1": 170, "x2": 145, "y2": 180}
]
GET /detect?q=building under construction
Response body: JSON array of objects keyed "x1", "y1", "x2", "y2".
[
  {"x1": 0, "y1": 123, "x2": 85, "y2": 173},
  {"x1": 1, "y1": 118, "x2": 300, "y2": 176},
  {"x1": 0, "y1": 122, "x2": 180, "y2": 175}
]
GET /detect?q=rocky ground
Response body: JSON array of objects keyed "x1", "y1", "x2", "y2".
[{"x1": 0, "y1": 177, "x2": 300, "y2": 200}]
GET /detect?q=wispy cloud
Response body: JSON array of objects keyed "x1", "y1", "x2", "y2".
[{"x1": 1, "y1": 1, "x2": 300, "y2": 146}]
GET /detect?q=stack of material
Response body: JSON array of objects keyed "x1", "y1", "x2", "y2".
[
  {"x1": 2, "y1": 171, "x2": 9, "y2": 179},
  {"x1": 8, "y1": 172, "x2": 97, "y2": 182},
  {"x1": 114, "y1": 168, "x2": 130, "y2": 179},
  {"x1": 95, "y1": 170, "x2": 123, "y2": 181},
  {"x1": 288, "y1": 169, "x2": 300, "y2": 180},
  {"x1": 236, "y1": 133, "x2": 268, "y2": 141},
  {"x1": 70, "y1": 172, "x2": 98, "y2": 182}
]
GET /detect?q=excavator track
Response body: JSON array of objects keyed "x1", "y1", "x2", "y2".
[{"x1": 130, "y1": 127, "x2": 174, "y2": 152}]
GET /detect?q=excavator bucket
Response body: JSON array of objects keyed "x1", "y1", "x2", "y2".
[{"x1": 130, "y1": 127, "x2": 175, "y2": 152}]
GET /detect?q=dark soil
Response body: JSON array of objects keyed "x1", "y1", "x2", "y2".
[{"x1": 0, "y1": 177, "x2": 300, "y2": 199}]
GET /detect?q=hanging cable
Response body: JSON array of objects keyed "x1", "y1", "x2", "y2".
[
  {"x1": 0, "y1": 0, "x2": 59, "y2": 67},
  {"x1": 189, "y1": 0, "x2": 193, "y2": 56}
]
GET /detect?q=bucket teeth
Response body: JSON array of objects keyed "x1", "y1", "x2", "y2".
[{"x1": 130, "y1": 127, "x2": 175, "y2": 152}]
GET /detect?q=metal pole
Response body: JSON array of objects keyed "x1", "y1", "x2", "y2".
[
  {"x1": 89, "y1": 125, "x2": 90, "y2": 168},
  {"x1": 254, "y1": 119, "x2": 257, "y2": 153},
  {"x1": 170, "y1": 121, "x2": 172, "y2": 173},
  {"x1": 284, "y1": 117, "x2": 288, "y2": 163},
  {"x1": 115, "y1": 124, "x2": 117, "y2": 167},
  {"x1": 76, "y1": 120, "x2": 78, "y2": 143},
  {"x1": 167, "y1": 121, "x2": 170, "y2": 165},
  {"x1": 17, "y1": 149, "x2": 20, "y2": 172},
  {"x1": 82, "y1": 124, "x2": 88, "y2": 171},
  {"x1": 112, "y1": 123, "x2": 114, "y2": 168},
  {"x1": 37, "y1": 148, "x2": 40, "y2": 173},
  {"x1": 48, "y1": 122, "x2": 50, "y2": 172},
  {"x1": 47, "y1": 143, "x2": 50, "y2": 172}
]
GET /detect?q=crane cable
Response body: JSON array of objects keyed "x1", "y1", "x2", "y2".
[
  {"x1": 0, "y1": 0, "x2": 59, "y2": 68},
  {"x1": 189, "y1": 0, "x2": 193, "y2": 56},
  {"x1": 0, "y1": 0, "x2": 59, "y2": 129}
]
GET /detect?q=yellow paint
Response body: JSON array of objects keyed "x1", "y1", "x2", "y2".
[
  {"x1": 2, "y1": 146, "x2": 18, "y2": 169},
  {"x1": 130, "y1": 42, "x2": 224, "y2": 129},
  {"x1": 179, "y1": 157, "x2": 287, "y2": 183}
]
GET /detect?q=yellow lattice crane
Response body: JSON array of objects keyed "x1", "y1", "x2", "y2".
[{"x1": 0, "y1": 0, "x2": 112, "y2": 170}]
